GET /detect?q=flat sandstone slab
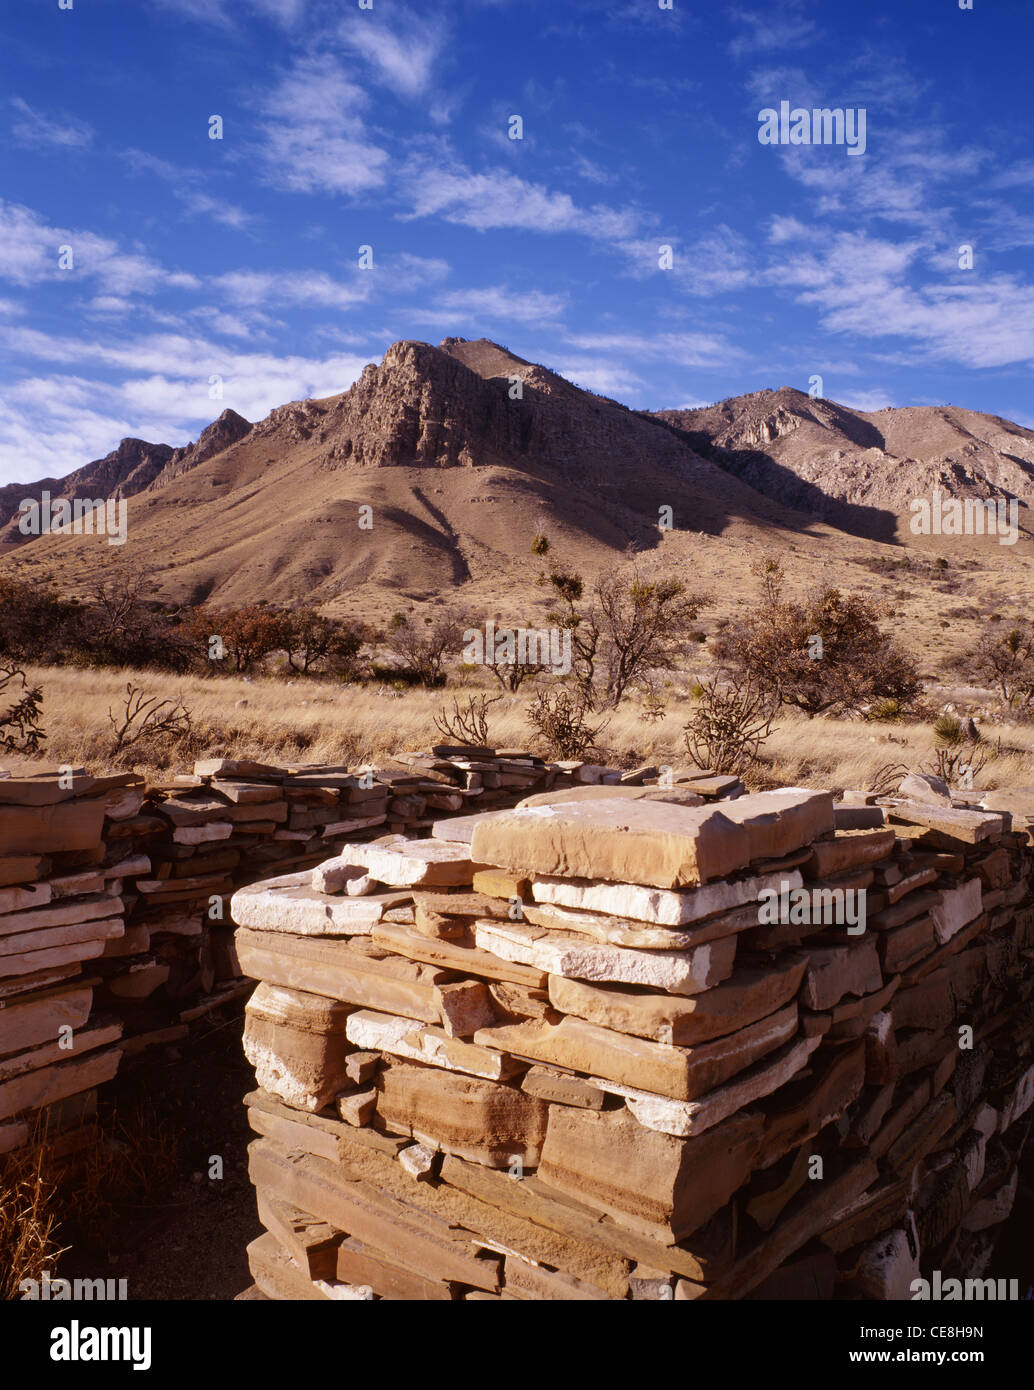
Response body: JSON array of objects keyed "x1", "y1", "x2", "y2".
[
  {"x1": 470, "y1": 801, "x2": 752, "y2": 890},
  {"x1": 474, "y1": 1004, "x2": 797, "y2": 1103},
  {"x1": 548, "y1": 953, "x2": 808, "y2": 1045}
]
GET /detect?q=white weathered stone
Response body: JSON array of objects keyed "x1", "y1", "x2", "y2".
[
  {"x1": 930, "y1": 878, "x2": 982, "y2": 945},
  {"x1": 328, "y1": 838, "x2": 479, "y2": 887},
  {"x1": 584, "y1": 1035, "x2": 821, "y2": 1138},
  {"x1": 230, "y1": 881, "x2": 409, "y2": 935},
  {"x1": 473, "y1": 919, "x2": 736, "y2": 995},
  {"x1": 531, "y1": 869, "x2": 804, "y2": 927},
  {"x1": 344, "y1": 1009, "x2": 518, "y2": 1080}
]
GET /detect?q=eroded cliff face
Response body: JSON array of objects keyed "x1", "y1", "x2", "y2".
[{"x1": 300, "y1": 338, "x2": 716, "y2": 493}]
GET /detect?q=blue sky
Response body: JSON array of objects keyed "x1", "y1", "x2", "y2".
[{"x1": 2, "y1": 0, "x2": 1033, "y2": 485}]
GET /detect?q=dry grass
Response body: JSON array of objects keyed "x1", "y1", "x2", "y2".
[
  {"x1": 0, "y1": 1132, "x2": 69, "y2": 1299},
  {"x1": 8, "y1": 661, "x2": 1034, "y2": 794}
]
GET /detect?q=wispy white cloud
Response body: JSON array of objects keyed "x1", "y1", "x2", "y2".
[
  {"x1": 408, "y1": 286, "x2": 567, "y2": 328},
  {"x1": 0, "y1": 325, "x2": 375, "y2": 480},
  {"x1": 401, "y1": 154, "x2": 639, "y2": 238},
  {"x1": 337, "y1": 11, "x2": 445, "y2": 99},
  {"x1": 257, "y1": 54, "x2": 389, "y2": 196},
  {"x1": 10, "y1": 97, "x2": 93, "y2": 149},
  {"x1": 123, "y1": 150, "x2": 252, "y2": 229},
  {"x1": 154, "y1": 0, "x2": 305, "y2": 28},
  {"x1": 729, "y1": 3, "x2": 817, "y2": 59},
  {"x1": 0, "y1": 199, "x2": 200, "y2": 295}
]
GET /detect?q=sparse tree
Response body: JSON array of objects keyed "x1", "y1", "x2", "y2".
[
  {"x1": 527, "y1": 686, "x2": 609, "y2": 760},
  {"x1": 969, "y1": 621, "x2": 1034, "y2": 710},
  {"x1": 541, "y1": 552, "x2": 706, "y2": 711},
  {"x1": 384, "y1": 609, "x2": 463, "y2": 687},
  {"x1": 712, "y1": 565, "x2": 921, "y2": 717}
]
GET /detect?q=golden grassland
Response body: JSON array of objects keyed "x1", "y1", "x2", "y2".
[{"x1": 8, "y1": 661, "x2": 1034, "y2": 794}]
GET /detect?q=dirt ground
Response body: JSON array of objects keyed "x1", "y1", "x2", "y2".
[{"x1": 59, "y1": 1013, "x2": 261, "y2": 1301}]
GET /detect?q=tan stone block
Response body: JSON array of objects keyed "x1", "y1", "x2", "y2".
[
  {"x1": 336, "y1": 1088, "x2": 377, "y2": 1126},
  {"x1": 0, "y1": 800, "x2": 105, "y2": 854},
  {"x1": 0, "y1": 894, "x2": 123, "y2": 938},
  {"x1": 472, "y1": 869, "x2": 531, "y2": 899},
  {"x1": 804, "y1": 829, "x2": 896, "y2": 878},
  {"x1": 234, "y1": 928, "x2": 447, "y2": 1023},
  {"x1": 548, "y1": 953, "x2": 808, "y2": 1045},
  {"x1": 0, "y1": 984, "x2": 93, "y2": 1058},
  {"x1": 243, "y1": 982, "x2": 353, "y2": 1112},
  {"x1": 931, "y1": 879, "x2": 982, "y2": 944},
  {"x1": 520, "y1": 1065, "x2": 605, "y2": 1109},
  {"x1": 537, "y1": 1104, "x2": 764, "y2": 1244},
  {"x1": 435, "y1": 980, "x2": 497, "y2": 1037},
  {"x1": 256, "y1": 1190, "x2": 342, "y2": 1280},
  {"x1": 475, "y1": 1005, "x2": 797, "y2": 1103},
  {"x1": 248, "y1": 1139, "x2": 503, "y2": 1290},
  {"x1": 335, "y1": 1236, "x2": 454, "y2": 1300},
  {"x1": 802, "y1": 938, "x2": 882, "y2": 1011},
  {"x1": 522, "y1": 901, "x2": 740, "y2": 951},
  {"x1": 0, "y1": 916, "x2": 124, "y2": 960},
  {"x1": 375, "y1": 1060, "x2": 547, "y2": 1166},
  {"x1": 0, "y1": 1045, "x2": 121, "y2": 1122},
  {"x1": 470, "y1": 800, "x2": 752, "y2": 890},
  {"x1": 331, "y1": 1125, "x2": 631, "y2": 1296},
  {"x1": 488, "y1": 981, "x2": 553, "y2": 1022},
  {"x1": 0, "y1": 857, "x2": 46, "y2": 888},
  {"x1": 503, "y1": 1254, "x2": 614, "y2": 1300},
  {"x1": 371, "y1": 919, "x2": 548, "y2": 989},
  {"x1": 516, "y1": 785, "x2": 703, "y2": 811},
  {"x1": 440, "y1": 1154, "x2": 734, "y2": 1284},
  {"x1": 246, "y1": 1230, "x2": 327, "y2": 1301},
  {"x1": 584, "y1": 1034, "x2": 822, "y2": 1138},
  {"x1": 714, "y1": 789, "x2": 835, "y2": 860}
]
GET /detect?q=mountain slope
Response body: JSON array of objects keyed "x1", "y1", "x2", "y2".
[
  {"x1": 1, "y1": 343, "x2": 1031, "y2": 637},
  {"x1": 651, "y1": 388, "x2": 1034, "y2": 543}
]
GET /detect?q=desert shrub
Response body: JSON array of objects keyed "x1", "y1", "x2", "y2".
[
  {"x1": 925, "y1": 716, "x2": 997, "y2": 786},
  {"x1": 865, "y1": 698, "x2": 906, "y2": 723},
  {"x1": 0, "y1": 665, "x2": 45, "y2": 752},
  {"x1": 967, "y1": 621, "x2": 1034, "y2": 710},
  {"x1": 866, "y1": 761, "x2": 910, "y2": 795},
  {"x1": 527, "y1": 686, "x2": 609, "y2": 759},
  {"x1": 108, "y1": 683, "x2": 192, "y2": 754},
  {"x1": 433, "y1": 693, "x2": 501, "y2": 747},
  {"x1": 682, "y1": 675, "x2": 776, "y2": 775}
]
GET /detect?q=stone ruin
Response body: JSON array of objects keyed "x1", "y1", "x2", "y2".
[
  {"x1": 3, "y1": 751, "x2": 1033, "y2": 1300},
  {"x1": 231, "y1": 778, "x2": 1034, "y2": 1301}
]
